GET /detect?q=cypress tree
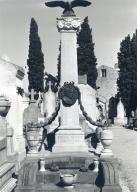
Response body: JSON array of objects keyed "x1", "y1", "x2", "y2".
[
  {"x1": 27, "y1": 18, "x2": 44, "y2": 93},
  {"x1": 108, "y1": 96, "x2": 118, "y2": 123},
  {"x1": 130, "y1": 30, "x2": 137, "y2": 115},
  {"x1": 77, "y1": 16, "x2": 97, "y2": 88},
  {"x1": 117, "y1": 32, "x2": 137, "y2": 117}
]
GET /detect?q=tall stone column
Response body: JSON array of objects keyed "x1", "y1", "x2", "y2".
[{"x1": 53, "y1": 17, "x2": 88, "y2": 153}]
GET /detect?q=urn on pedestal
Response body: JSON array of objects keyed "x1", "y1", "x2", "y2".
[
  {"x1": 100, "y1": 128, "x2": 113, "y2": 157},
  {"x1": 25, "y1": 123, "x2": 41, "y2": 155}
]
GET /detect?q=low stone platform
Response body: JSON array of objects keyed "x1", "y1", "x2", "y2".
[
  {"x1": 35, "y1": 184, "x2": 99, "y2": 192},
  {"x1": 16, "y1": 184, "x2": 99, "y2": 192},
  {"x1": 15, "y1": 153, "x2": 122, "y2": 192},
  {"x1": 43, "y1": 152, "x2": 94, "y2": 169},
  {"x1": 15, "y1": 152, "x2": 98, "y2": 192}
]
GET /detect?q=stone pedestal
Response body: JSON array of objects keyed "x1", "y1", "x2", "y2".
[
  {"x1": 100, "y1": 129, "x2": 113, "y2": 158},
  {"x1": 53, "y1": 129, "x2": 87, "y2": 152},
  {"x1": 53, "y1": 17, "x2": 88, "y2": 153},
  {"x1": 99, "y1": 158, "x2": 122, "y2": 192}
]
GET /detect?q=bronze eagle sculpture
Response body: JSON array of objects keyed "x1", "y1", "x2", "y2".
[{"x1": 45, "y1": 0, "x2": 91, "y2": 16}]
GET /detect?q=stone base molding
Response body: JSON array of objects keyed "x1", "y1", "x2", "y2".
[
  {"x1": 53, "y1": 129, "x2": 88, "y2": 153},
  {"x1": 98, "y1": 158, "x2": 122, "y2": 192}
]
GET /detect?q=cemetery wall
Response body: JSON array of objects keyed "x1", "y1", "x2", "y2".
[{"x1": 0, "y1": 57, "x2": 26, "y2": 165}]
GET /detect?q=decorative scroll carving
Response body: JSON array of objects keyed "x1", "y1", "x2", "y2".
[{"x1": 57, "y1": 17, "x2": 81, "y2": 31}]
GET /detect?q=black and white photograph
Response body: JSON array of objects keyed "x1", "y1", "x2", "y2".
[{"x1": 0, "y1": 0, "x2": 137, "y2": 191}]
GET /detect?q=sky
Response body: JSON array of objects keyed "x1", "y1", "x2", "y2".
[{"x1": 0, "y1": 0, "x2": 137, "y2": 75}]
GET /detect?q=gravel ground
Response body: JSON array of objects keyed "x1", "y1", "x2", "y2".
[{"x1": 110, "y1": 125, "x2": 137, "y2": 192}]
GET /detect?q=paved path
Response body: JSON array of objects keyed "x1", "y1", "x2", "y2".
[{"x1": 110, "y1": 125, "x2": 137, "y2": 192}]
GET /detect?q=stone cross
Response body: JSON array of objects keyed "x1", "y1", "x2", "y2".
[{"x1": 29, "y1": 89, "x2": 37, "y2": 103}]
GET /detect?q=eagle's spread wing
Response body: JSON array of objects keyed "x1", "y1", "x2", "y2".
[
  {"x1": 45, "y1": 1, "x2": 66, "y2": 9},
  {"x1": 71, "y1": 0, "x2": 91, "y2": 8}
]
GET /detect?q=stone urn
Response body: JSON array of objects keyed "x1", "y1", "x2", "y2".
[
  {"x1": 26, "y1": 123, "x2": 41, "y2": 155},
  {"x1": 100, "y1": 129, "x2": 113, "y2": 157},
  {"x1": 0, "y1": 95, "x2": 11, "y2": 117},
  {"x1": 60, "y1": 173, "x2": 77, "y2": 188}
]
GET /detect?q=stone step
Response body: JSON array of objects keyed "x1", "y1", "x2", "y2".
[
  {"x1": 0, "y1": 162, "x2": 15, "y2": 188},
  {"x1": 16, "y1": 184, "x2": 100, "y2": 192},
  {"x1": 36, "y1": 184, "x2": 99, "y2": 192},
  {"x1": 0, "y1": 162, "x2": 15, "y2": 177},
  {"x1": 0, "y1": 178, "x2": 17, "y2": 192}
]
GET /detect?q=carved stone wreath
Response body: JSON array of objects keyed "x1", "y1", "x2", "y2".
[{"x1": 59, "y1": 82, "x2": 79, "y2": 107}]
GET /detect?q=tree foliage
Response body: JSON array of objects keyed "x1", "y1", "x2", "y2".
[
  {"x1": 108, "y1": 96, "x2": 118, "y2": 121},
  {"x1": 27, "y1": 18, "x2": 44, "y2": 93},
  {"x1": 77, "y1": 16, "x2": 97, "y2": 88},
  {"x1": 117, "y1": 31, "x2": 137, "y2": 116}
]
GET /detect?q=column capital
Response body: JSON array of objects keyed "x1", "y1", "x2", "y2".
[{"x1": 57, "y1": 17, "x2": 81, "y2": 32}]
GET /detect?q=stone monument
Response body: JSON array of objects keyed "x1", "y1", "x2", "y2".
[
  {"x1": 115, "y1": 98, "x2": 125, "y2": 125},
  {"x1": 15, "y1": 1, "x2": 122, "y2": 192},
  {"x1": 52, "y1": 16, "x2": 88, "y2": 153}
]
